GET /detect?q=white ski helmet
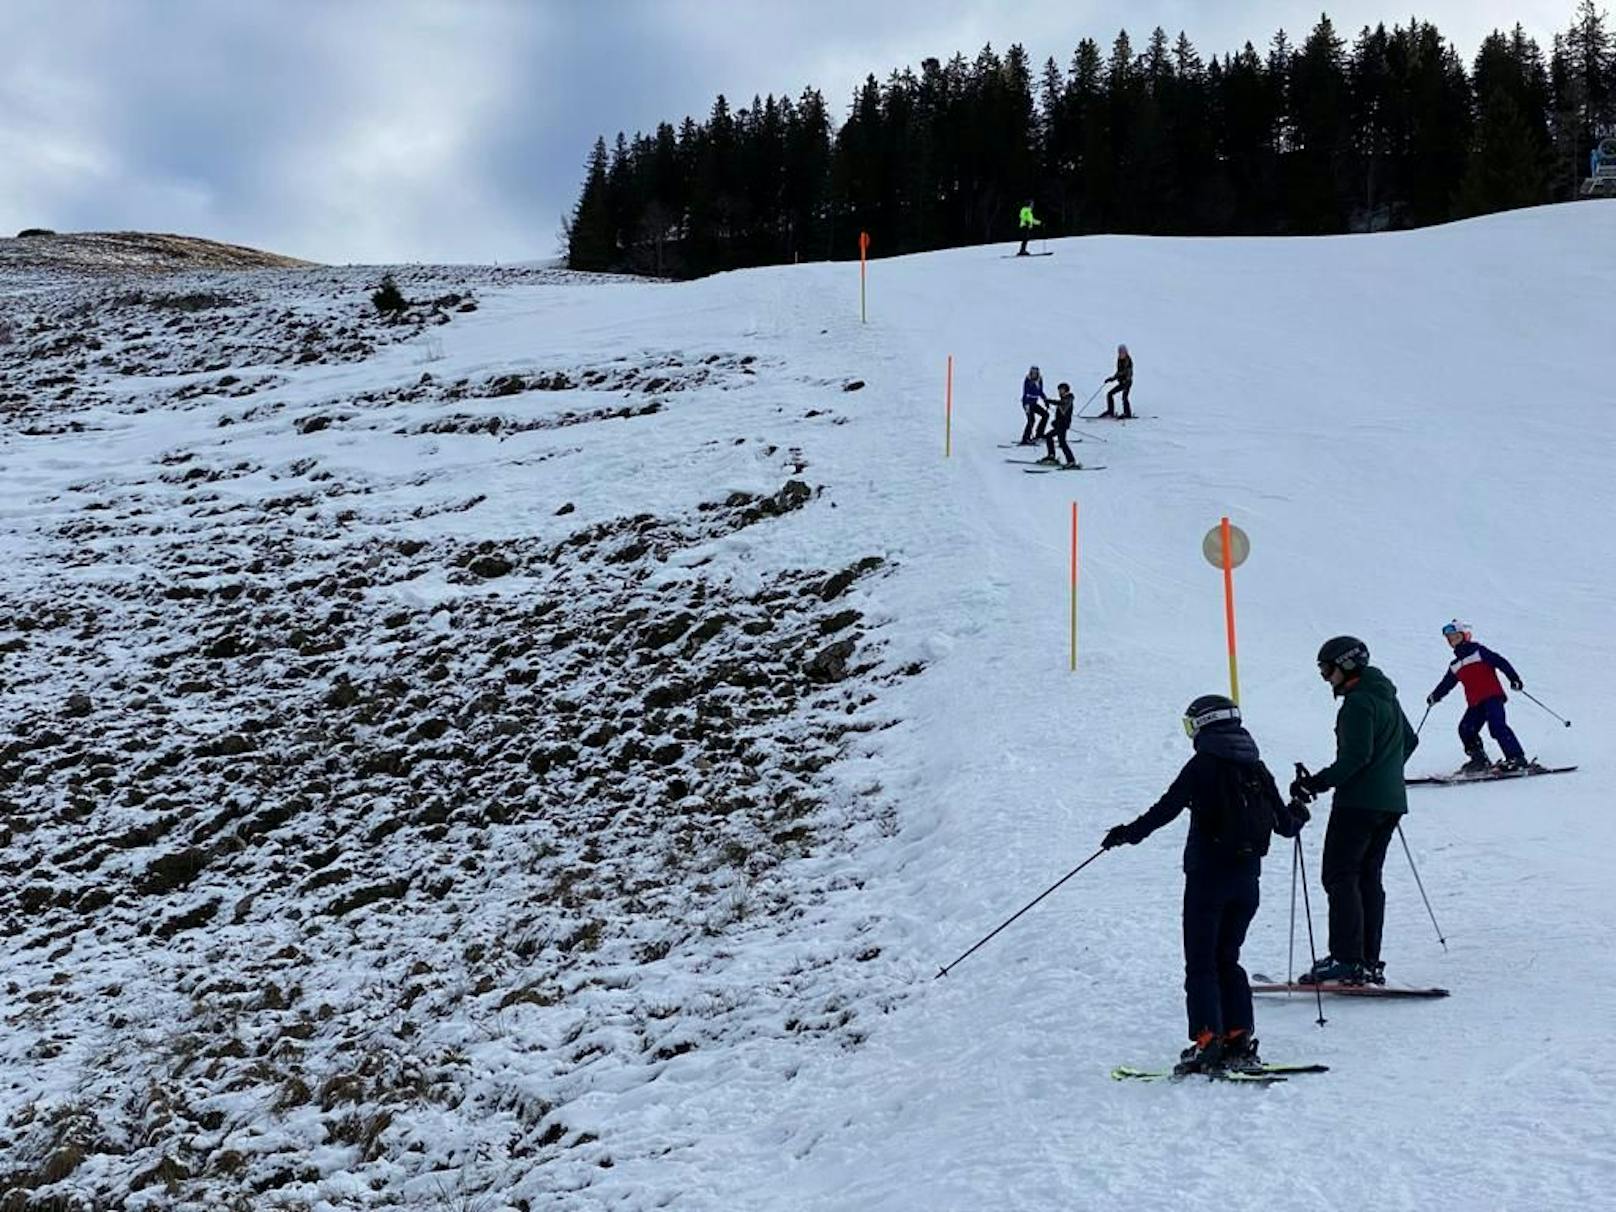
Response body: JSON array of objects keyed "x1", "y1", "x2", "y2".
[{"x1": 1441, "y1": 620, "x2": 1473, "y2": 641}]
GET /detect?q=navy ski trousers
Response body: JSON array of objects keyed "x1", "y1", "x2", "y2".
[
  {"x1": 1458, "y1": 696, "x2": 1524, "y2": 762},
  {"x1": 1182, "y1": 860, "x2": 1259, "y2": 1040}
]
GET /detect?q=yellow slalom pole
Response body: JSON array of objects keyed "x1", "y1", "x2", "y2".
[
  {"x1": 1220, "y1": 516, "x2": 1240, "y2": 703},
  {"x1": 1070, "y1": 502, "x2": 1080, "y2": 671}
]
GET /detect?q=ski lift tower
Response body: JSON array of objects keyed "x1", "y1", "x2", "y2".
[{"x1": 1582, "y1": 136, "x2": 1616, "y2": 198}]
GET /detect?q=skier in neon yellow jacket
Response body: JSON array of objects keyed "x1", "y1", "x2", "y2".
[{"x1": 1017, "y1": 201, "x2": 1040, "y2": 256}]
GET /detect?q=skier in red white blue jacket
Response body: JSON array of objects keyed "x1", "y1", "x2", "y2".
[{"x1": 1426, "y1": 621, "x2": 1532, "y2": 773}]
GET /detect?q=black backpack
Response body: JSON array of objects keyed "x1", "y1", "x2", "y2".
[{"x1": 1208, "y1": 760, "x2": 1278, "y2": 859}]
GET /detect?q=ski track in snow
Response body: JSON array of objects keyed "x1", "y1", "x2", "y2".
[{"x1": 3, "y1": 208, "x2": 1615, "y2": 1210}]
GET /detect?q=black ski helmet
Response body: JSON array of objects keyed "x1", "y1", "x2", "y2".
[
  {"x1": 1317, "y1": 635, "x2": 1370, "y2": 674},
  {"x1": 1183, "y1": 693, "x2": 1240, "y2": 737}
]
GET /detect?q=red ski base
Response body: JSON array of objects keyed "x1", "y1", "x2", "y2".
[{"x1": 1250, "y1": 976, "x2": 1449, "y2": 999}]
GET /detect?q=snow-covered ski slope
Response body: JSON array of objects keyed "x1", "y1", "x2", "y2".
[
  {"x1": 561, "y1": 206, "x2": 1616, "y2": 1210},
  {"x1": 2, "y1": 204, "x2": 1612, "y2": 1210},
  {"x1": 759, "y1": 207, "x2": 1616, "y2": 1212}
]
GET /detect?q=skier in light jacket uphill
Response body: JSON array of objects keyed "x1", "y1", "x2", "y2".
[{"x1": 1017, "y1": 200, "x2": 1041, "y2": 256}]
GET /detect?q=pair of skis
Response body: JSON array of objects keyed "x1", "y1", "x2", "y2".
[
  {"x1": 1112, "y1": 1061, "x2": 1328, "y2": 1086},
  {"x1": 1406, "y1": 763, "x2": 1575, "y2": 788},
  {"x1": 1117, "y1": 975, "x2": 1451, "y2": 1084},
  {"x1": 1002, "y1": 456, "x2": 1106, "y2": 472},
  {"x1": 1015, "y1": 462, "x2": 1105, "y2": 473},
  {"x1": 1249, "y1": 975, "x2": 1449, "y2": 999},
  {"x1": 1116, "y1": 977, "x2": 1450, "y2": 1084}
]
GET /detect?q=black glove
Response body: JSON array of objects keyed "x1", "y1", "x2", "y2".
[
  {"x1": 1275, "y1": 799, "x2": 1311, "y2": 838},
  {"x1": 1102, "y1": 824, "x2": 1135, "y2": 850},
  {"x1": 1288, "y1": 775, "x2": 1316, "y2": 804},
  {"x1": 1510, "y1": 677, "x2": 1524, "y2": 691},
  {"x1": 1426, "y1": 692, "x2": 1438, "y2": 706}
]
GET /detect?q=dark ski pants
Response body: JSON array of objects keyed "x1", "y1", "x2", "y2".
[
  {"x1": 1017, "y1": 236, "x2": 1030, "y2": 255},
  {"x1": 1459, "y1": 697, "x2": 1524, "y2": 762},
  {"x1": 1020, "y1": 401, "x2": 1048, "y2": 442},
  {"x1": 1182, "y1": 860, "x2": 1259, "y2": 1040},
  {"x1": 1322, "y1": 809, "x2": 1400, "y2": 966},
  {"x1": 1044, "y1": 422, "x2": 1074, "y2": 464},
  {"x1": 1105, "y1": 381, "x2": 1132, "y2": 417}
]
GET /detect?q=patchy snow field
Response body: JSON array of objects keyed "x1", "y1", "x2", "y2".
[{"x1": 2, "y1": 204, "x2": 1613, "y2": 1210}]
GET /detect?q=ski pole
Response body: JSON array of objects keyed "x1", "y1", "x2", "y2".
[
  {"x1": 1073, "y1": 384, "x2": 1112, "y2": 443},
  {"x1": 1396, "y1": 823, "x2": 1447, "y2": 951},
  {"x1": 1074, "y1": 382, "x2": 1105, "y2": 419},
  {"x1": 1287, "y1": 830, "x2": 1299, "y2": 987},
  {"x1": 1294, "y1": 836, "x2": 1328, "y2": 1027},
  {"x1": 1519, "y1": 689, "x2": 1571, "y2": 728},
  {"x1": 1414, "y1": 703, "x2": 1431, "y2": 737},
  {"x1": 936, "y1": 848, "x2": 1106, "y2": 978}
]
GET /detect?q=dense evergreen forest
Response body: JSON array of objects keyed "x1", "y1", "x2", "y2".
[{"x1": 567, "y1": 4, "x2": 1614, "y2": 277}]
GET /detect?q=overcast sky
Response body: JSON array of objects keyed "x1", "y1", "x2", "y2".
[{"x1": 0, "y1": 0, "x2": 1583, "y2": 264}]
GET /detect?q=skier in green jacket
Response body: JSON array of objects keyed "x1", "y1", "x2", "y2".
[
  {"x1": 1290, "y1": 636, "x2": 1419, "y2": 987},
  {"x1": 1017, "y1": 201, "x2": 1040, "y2": 256}
]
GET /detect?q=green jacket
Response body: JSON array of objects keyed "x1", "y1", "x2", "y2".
[
  {"x1": 1311, "y1": 665, "x2": 1419, "y2": 815},
  {"x1": 1019, "y1": 205, "x2": 1040, "y2": 230}
]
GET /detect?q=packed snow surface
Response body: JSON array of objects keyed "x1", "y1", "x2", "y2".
[{"x1": 2, "y1": 205, "x2": 1613, "y2": 1210}]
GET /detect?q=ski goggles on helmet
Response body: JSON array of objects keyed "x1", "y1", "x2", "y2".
[
  {"x1": 1442, "y1": 621, "x2": 1470, "y2": 638},
  {"x1": 1183, "y1": 706, "x2": 1240, "y2": 737}
]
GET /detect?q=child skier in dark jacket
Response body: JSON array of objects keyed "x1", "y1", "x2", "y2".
[
  {"x1": 1427, "y1": 620, "x2": 1530, "y2": 772},
  {"x1": 1038, "y1": 382, "x2": 1078, "y2": 467},
  {"x1": 1103, "y1": 695, "x2": 1308, "y2": 1075}
]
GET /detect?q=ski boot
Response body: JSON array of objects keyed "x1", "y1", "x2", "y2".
[
  {"x1": 1173, "y1": 1031, "x2": 1225, "y2": 1076},
  {"x1": 1035, "y1": 455, "x2": 1057, "y2": 465},
  {"x1": 1061, "y1": 461, "x2": 1079, "y2": 470},
  {"x1": 1299, "y1": 955, "x2": 1367, "y2": 986},
  {"x1": 1459, "y1": 746, "x2": 1491, "y2": 775},
  {"x1": 1220, "y1": 1030, "x2": 1263, "y2": 1073},
  {"x1": 1364, "y1": 960, "x2": 1387, "y2": 986},
  {"x1": 1495, "y1": 755, "x2": 1536, "y2": 773}
]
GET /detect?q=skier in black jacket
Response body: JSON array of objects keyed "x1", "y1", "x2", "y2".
[
  {"x1": 1101, "y1": 344, "x2": 1134, "y2": 418},
  {"x1": 1037, "y1": 382, "x2": 1078, "y2": 467},
  {"x1": 1103, "y1": 695, "x2": 1309, "y2": 1075}
]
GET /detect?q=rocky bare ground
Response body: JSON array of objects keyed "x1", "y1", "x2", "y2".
[
  {"x1": 0, "y1": 232, "x2": 315, "y2": 274},
  {"x1": 0, "y1": 254, "x2": 914, "y2": 1209}
]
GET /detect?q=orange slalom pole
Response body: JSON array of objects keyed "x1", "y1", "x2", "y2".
[
  {"x1": 1070, "y1": 502, "x2": 1080, "y2": 671},
  {"x1": 945, "y1": 355, "x2": 953, "y2": 457},
  {"x1": 1220, "y1": 515, "x2": 1240, "y2": 703}
]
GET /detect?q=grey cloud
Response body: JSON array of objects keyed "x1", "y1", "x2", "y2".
[{"x1": 0, "y1": 0, "x2": 1581, "y2": 263}]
